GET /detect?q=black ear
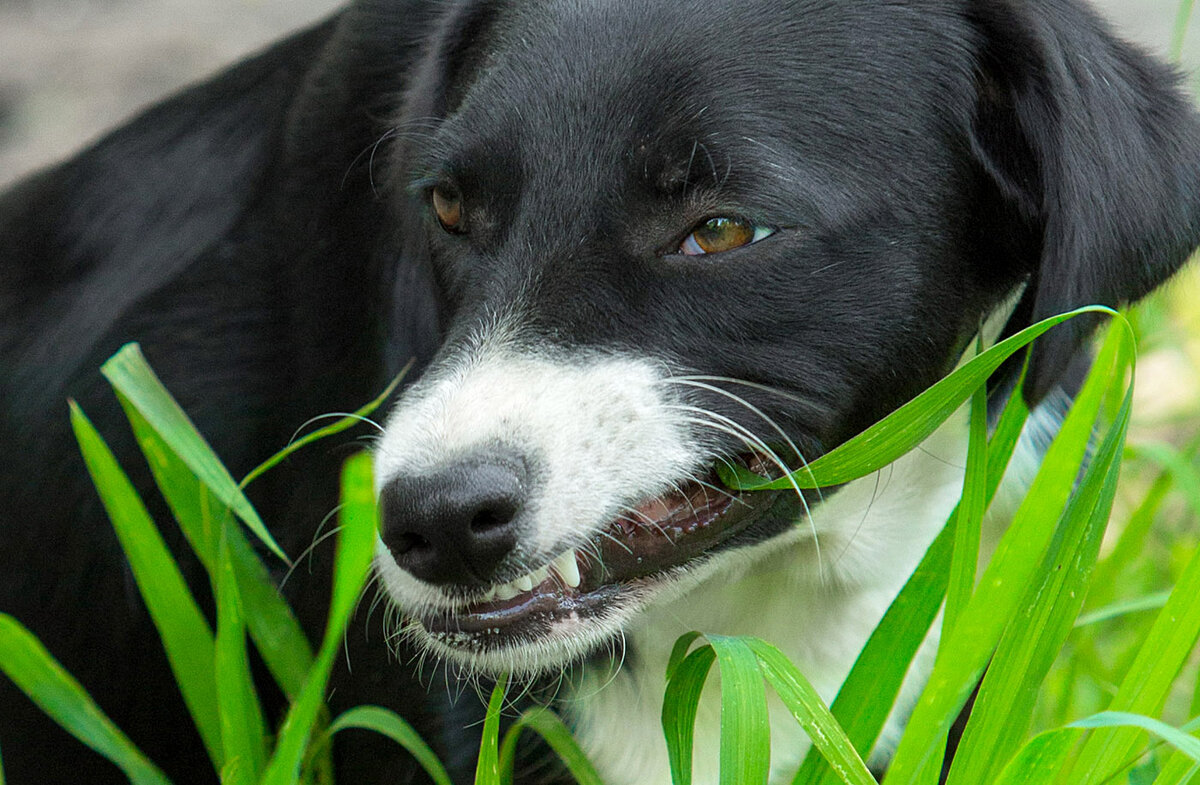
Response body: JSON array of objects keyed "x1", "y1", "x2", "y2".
[
  {"x1": 968, "y1": 0, "x2": 1200, "y2": 403},
  {"x1": 400, "y1": 0, "x2": 508, "y2": 127}
]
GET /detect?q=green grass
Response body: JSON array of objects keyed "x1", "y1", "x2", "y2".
[{"x1": 1, "y1": 294, "x2": 1198, "y2": 785}]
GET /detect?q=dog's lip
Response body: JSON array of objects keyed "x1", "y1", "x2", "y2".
[{"x1": 416, "y1": 457, "x2": 793, "y2": 641}]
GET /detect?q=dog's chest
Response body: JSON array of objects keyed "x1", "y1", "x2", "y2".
[{"x1": 563, "y1": 411, "x2": 977, "y2": 784}]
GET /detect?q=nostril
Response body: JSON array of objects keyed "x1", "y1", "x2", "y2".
[
  {"x1": 470, "y1": 500, "x2": 518, "y2": 534},
  {"x1": 391, "y1": 531, "x2": 431, "y2": 557}
]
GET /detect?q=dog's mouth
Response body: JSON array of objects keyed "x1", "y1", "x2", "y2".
[{"x1": 415, "y1": 456, "x2": 801, "y2": 654}]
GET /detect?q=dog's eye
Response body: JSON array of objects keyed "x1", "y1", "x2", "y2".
[
  {"x1": 679, "y1": 217, "x2": 773, "y2": 255},
  {"x1": 431, "y1": 186, "x2": 464, "y2": 232}
]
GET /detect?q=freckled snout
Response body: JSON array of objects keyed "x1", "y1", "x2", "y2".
[{"x1": 377, "y1": 448, "x2": 530, "y2": 587}]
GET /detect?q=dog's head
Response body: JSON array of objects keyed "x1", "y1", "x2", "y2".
[{"x1": 369, "y1": 0, "x2": 1200, "y2": 675}]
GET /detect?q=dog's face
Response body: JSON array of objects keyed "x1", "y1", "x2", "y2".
[{"x1": 369, "y1": 0, "x2": 1200, "y2": 675}]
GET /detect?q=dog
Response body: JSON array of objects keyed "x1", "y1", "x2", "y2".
[{"x1": 3, "y1": 0, "x2": 1200, "y2": 783}]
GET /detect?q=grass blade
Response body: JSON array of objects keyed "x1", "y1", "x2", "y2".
[
  {"x1": 498, "y1": 708, "x2": 605, "y2": 785},
  {"x1": 223, "y1": 529, "x2": 312, "y2": 702},
  {"x1": 667, "y1": 632, "x2": 707, "y2": 682},
  {"x1": 793, "y1": 522, "x2": 952, "y2": 785},
  {"x1": 1130, "y1": 442, "x2": 1200, "y2": 525},
  {"x1": 68, "y1": 401, "x2": 223, "y2": 770},
  {"x1": 1066, "y1": 539, "x2": 1200, "y2": 783},
  {"x1": 100, "y1": 343, "x2": 288, "y2": 563},
  {"x1": 746, "y1": 639, "x2": 875, "y2": 785},
  {"x1": 946, "y1": 376, "x2": 1132, "y2": 784},
  {"x1": 1083, "y1": 438, "x2": 1199, "y2": 613},
  {"x1": 260, "y1": 453, "x2": 378, "y2": 785},
  {"x1": 476, "y1": 674, "x2": 510, "y2": 785},
  {"x1": 1074, "y1": 592, "x2": 1173, "y2": 629},
  {"x1": 328, "y1": 706, "x2": 454, "y2": 785},
  {"x1": 884, "y1": 317, "x2": 1133, "y2": 784},
  {"x1": 795, "y1": 375, "x2": 1028, "y2": 785},
  {"x1": 1070, "y1": 712, "x2": 1200, "y2": 761},
  {"x1": 1151, "y1": 749, "x2": 1200, "y2": 785},
  {"x1": 0, "y1": 614, "x2": 172, "y2": 785},
  {"x1": 214, "y1": 528, "x2": 267, "y2": 782},
  {"x1": 991, "y1": 728, "x2": 1081, "y2": 785},
  {"x1": 1172, "y1": 0, "x2": 1196, "y2": 61},
  {"x1": 724, "y1": 307, "x2": 1114, "y2": 491},
  {"x1": 944, "y1": 366, "x2": 989, "y2": 641},
  {"x1": 708, "y1": 635, "x2": 771, "y2": 785},
  {"x1": 118, "y1": 400, "x2": 313, "y2": 699},
  {"x1": 240, "y1": 363, "x2": 410, "y2": 490},
  {"x1": 663, "y1": 644, "x2": 718, "y2": 785}
]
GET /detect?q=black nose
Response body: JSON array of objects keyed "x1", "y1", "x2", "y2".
[{"x1": 378, "y1": 451, "x2": 528, "y2": 587}]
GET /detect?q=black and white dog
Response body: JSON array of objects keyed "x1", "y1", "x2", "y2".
[{"x1": 3, "y1": 1, "x2": 1200, "y2": 783}]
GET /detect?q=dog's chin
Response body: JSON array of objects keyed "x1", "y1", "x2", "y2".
[{"x1": 377, "y1": 463, "x2": 804, "y2": 677}]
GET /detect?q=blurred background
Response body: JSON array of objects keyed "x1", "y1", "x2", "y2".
[
  {"x1": 0, "y1": 0, "x2": 1197, "y2": 186},
  {"x1": 0, "y1": 0, "x2": 338, "y2": 184}
]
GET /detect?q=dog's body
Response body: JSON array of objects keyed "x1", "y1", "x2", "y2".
[{"x1": 3, "y1": 1, "x2": 1200, "y2": 783}]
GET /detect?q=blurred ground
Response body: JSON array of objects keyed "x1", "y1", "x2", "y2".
[
  {"x1": 0, "y1": 0, "x2": 1197, "y2": 186},
  {"x1": 0, "y1": 0, "x2": 338, "y2": 183}
]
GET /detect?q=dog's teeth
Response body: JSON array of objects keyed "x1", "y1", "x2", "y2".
[
  {"x1": 552, "y1": 550, "x2": 581, "y2": 588},
  {"x1": 530, "y1": 566, "x2": 551, "y2": 586},
  {"x1": 495, "y1": 583, "x2": 520, "y2": 601},
  {"x1": 515, "y1": 574, "x2": 534, "y2": 592},
  {"x1": 482, "y1": 586, "x2": 498, "y2": 602}
]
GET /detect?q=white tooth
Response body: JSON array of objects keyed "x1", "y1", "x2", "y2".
[
  {"x1": 530, "y1": 566, "x2": 551, "y2": 586},
  {"x1": 553, "y1": 550, "x2": 581, "y2": 588},
  {"x1": 495, "y1": 583, "x2": 520, "y2": 601},
  {"x1": 516, "y1": 574, "x2": 534, "y2": 592},
  {"x1": 483, "y1": 587, "x2": 498, "y2": 602}
]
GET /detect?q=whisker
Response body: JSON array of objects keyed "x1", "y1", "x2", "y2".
[
  {"x1": 664, "y1": 377, "x2": 820, "y2": 498},
  {"x1": 288, "y1": 412, "x2": 385, "y2": 446},
  {"x1": 280, "y1": 506, "x2": 345, "y2": 588},
  {"x1": 617, "y1": 511, "x2": 674, "y2": 543},
  {"x1": 669, "y1": 408, "x2": 824, "y2": 582},
  {"x1": 682, "y1": 469, "x2": 741, "y2": 505},
  {"x1": 593, "y1": 527, "x2": 635, "y2": 555},
  {"x1": 668, "y1": 374, "x2": 812, "y2": 406},
  {"x1": 362, "y1": 574, "x2": 396, "y2": 644}
]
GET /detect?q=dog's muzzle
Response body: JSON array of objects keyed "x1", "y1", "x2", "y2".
[
  {"x1": 377, "y1": 451, "x2": 794, "y2": 658},
  {"x1": 368, "y1": 346, "x2": 809, "y2": 670}
]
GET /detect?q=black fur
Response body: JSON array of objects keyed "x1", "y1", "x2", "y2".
[{"x1": 2, "y1": 1, "x2": 1198, "y2": 783}]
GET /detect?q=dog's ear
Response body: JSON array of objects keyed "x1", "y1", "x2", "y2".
[
  {"x1": 968, "y1": 0, "x2": 1200, "y2": 403},
  {"x1": 402, "y1": 0, "x2": 508, "y2": 124}
]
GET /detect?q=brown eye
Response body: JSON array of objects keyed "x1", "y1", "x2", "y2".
[
  {"x1": 680, "y1": 217, "x2": 773, "y2": 256},
  {"x1": 432, "y1": 186, "x2": 463, "y2": 232}
]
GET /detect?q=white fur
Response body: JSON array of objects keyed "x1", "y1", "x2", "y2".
[{"x1": 373, "y1": 325, "x2": 707, "y2": 674}]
